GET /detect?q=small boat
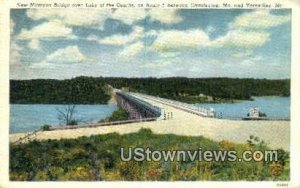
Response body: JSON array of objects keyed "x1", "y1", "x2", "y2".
[{"x1": 242, "y1": 107, "x2": 269, "y2": 120}]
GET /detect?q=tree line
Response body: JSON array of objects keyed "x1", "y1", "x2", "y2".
[{"x1": 10, "y1": 76, "x2": 290, "y2": 104}]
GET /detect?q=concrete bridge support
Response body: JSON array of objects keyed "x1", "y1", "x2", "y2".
[{"x1": 115, "y1": 92, "x2": 161, "y2": 120}]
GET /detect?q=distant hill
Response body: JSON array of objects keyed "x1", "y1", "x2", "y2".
[{"x1": 10, "y1": 77, "x2": 290, "y2": 104}]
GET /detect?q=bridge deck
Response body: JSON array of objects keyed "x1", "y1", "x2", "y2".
[{"x1": 10, "y1": 93, "x2": 290, "y2": 150}]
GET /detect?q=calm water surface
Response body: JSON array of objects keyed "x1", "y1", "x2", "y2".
[
  {"x1": 10, "y1": 97, "x2": 290, "y2": 133},
  {"x1": 10, "y1": 104, "x2": 118, "y2": 133},
  {"x1": 198, "y1": 96, "x2": 290, "y2": 120}
]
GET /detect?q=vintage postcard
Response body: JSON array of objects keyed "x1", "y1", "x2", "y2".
[{"x1": 0, "y1": 0, "x2": 300, "y2": 187}]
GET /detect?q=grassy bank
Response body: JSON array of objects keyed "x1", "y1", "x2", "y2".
[
  {"x1": 99, "y1": 108, "x2": 129, "y2": 122},
  {"x1": 10, "y1": 128, "x2": 289, "y2": 181}
]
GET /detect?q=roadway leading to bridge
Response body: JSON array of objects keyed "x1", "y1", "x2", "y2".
[
  {"x1": 10, "y1": 93, "x2": 290, "y2": 150},
  {"x1": 133, "y1": 93, "x2": 290, "y2": 150}
]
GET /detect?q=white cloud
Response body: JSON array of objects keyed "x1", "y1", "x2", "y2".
[
  {"x1": 206, "y1": 26, "x2": 216, "y2": 34},
  {"x1": 10, "y1": 40, "x2": 22, "y2": 65},
  {"x1": 232, "y1": 10, "x2": 290, "y2": 30},
  {"x1": 87, "y1": 34, "x2": 99, "y2": 42},
  {"x1": 210, "y1": 30, "x2": 270, "y2": 48},
  {"x1": 141, "y1": 52, "x2": 179, "y2": 68},
  {"x1": 27, "y1": 9, "x2": 111, "y2": 28},
  {"x1": 202, "y1": 11, "x2": 282, "y2": 49},
  {"x1": 10, "y1": 19, "x2": 21, "y2": 66},
  {"x1": 89, "y1": 26, "x2": 145, "y2": 59},
  {"x1": 147, "y1": 9, "x2": 183, "y2": 24},
  {"x1": 145, "y1": 30, "x2": 158, "y2": 36},
  {"x1": 30, "y1": 61, "x2": 56, "y2": 69},
  {"x1": 98, "y1": 26, "x2": 144, "y2": 45},
  {"x1": 10, "y1": 19, "x2": 15, "y2": 34},
  {"x1": 150, "y1": 27, "x2": 270, "y2": 52},
  {"x1": 26, "y1": 9, "x2": 183, "y2": 31},
  {"x1": 159, "y1": 52, "x2": 180, "y2": 59},
  {"x1": 46, "y1": 45, "x2": 86, "y2": 63},
  {"x1": 151, "y1": 29, "x2": 210, "y2": 52},
  {"x1": 141, "y1": 61, "x2": 171, "y2": 68},
  {"x1": 119, "y1": 42, "x2": 144, "y2": 59},
  {"x1": 28, "y1": 39, "x2": 41, "y2": 50},
  {"x1": 112, "y1": 9, "x2": 146, "y2": 25},
  {"x1": 240, "y1": 55, "x2": 263, "y2": 66},
  {"x1": 231, "y1": 50, "x2": 253, "y2": 59},
  {"x1": 147, "y1": 10, "x2": 288, "y2": 52},
  {"x1": 27, "y1": 9, "x2": 145, "y2": 30},
  {"x1": 18, "y1": 20, "x2": 75, "y2": 40}
]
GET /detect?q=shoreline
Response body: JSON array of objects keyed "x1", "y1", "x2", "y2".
[
  {"x1": 10, "y1": 95, "x2": 290, "y2": 150},
  {"x1": 9, "y1": 95, "x2": 290, "y2": 105},
  {"x1": 10, "y1": 113, "x2": 290, "y2": 151}
]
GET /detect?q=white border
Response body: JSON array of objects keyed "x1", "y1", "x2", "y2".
[{"x1": 0, "y1": 0, "x2": 299, "y2": 187}]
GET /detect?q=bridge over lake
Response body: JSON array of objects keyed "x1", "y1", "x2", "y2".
[{"x1": 10, "y1": 90, "x2": 290, "y2": 150}]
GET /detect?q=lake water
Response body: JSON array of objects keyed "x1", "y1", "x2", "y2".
[
  {"x1": 10, "y1": 97, "x2": 290, "y2": 133},
  {"x1": 197, "y1": 96, "x2": 290, "y2": 120},
  {"x1": 10, "y1": 104, "x2": 118, "y2": 133}
]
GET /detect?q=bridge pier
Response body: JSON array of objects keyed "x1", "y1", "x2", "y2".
[{"x1": 115, "y1": 91, "x2": 162, "y2": 120}]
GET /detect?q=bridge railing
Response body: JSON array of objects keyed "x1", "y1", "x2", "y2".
[
  {"x1": 12, "y1": 129, "x2": 40, "y2": 144},
  {"x1": 131, "y1": 92, "x2": 215, "y2": 118},
  {"x1": 49, "y1": 117, "x2": 157, "y2": 131}
]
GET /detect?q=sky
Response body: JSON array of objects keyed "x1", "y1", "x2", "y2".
[{"x1": 10, "y1": 9, "x2": 291, "y2": 80}]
